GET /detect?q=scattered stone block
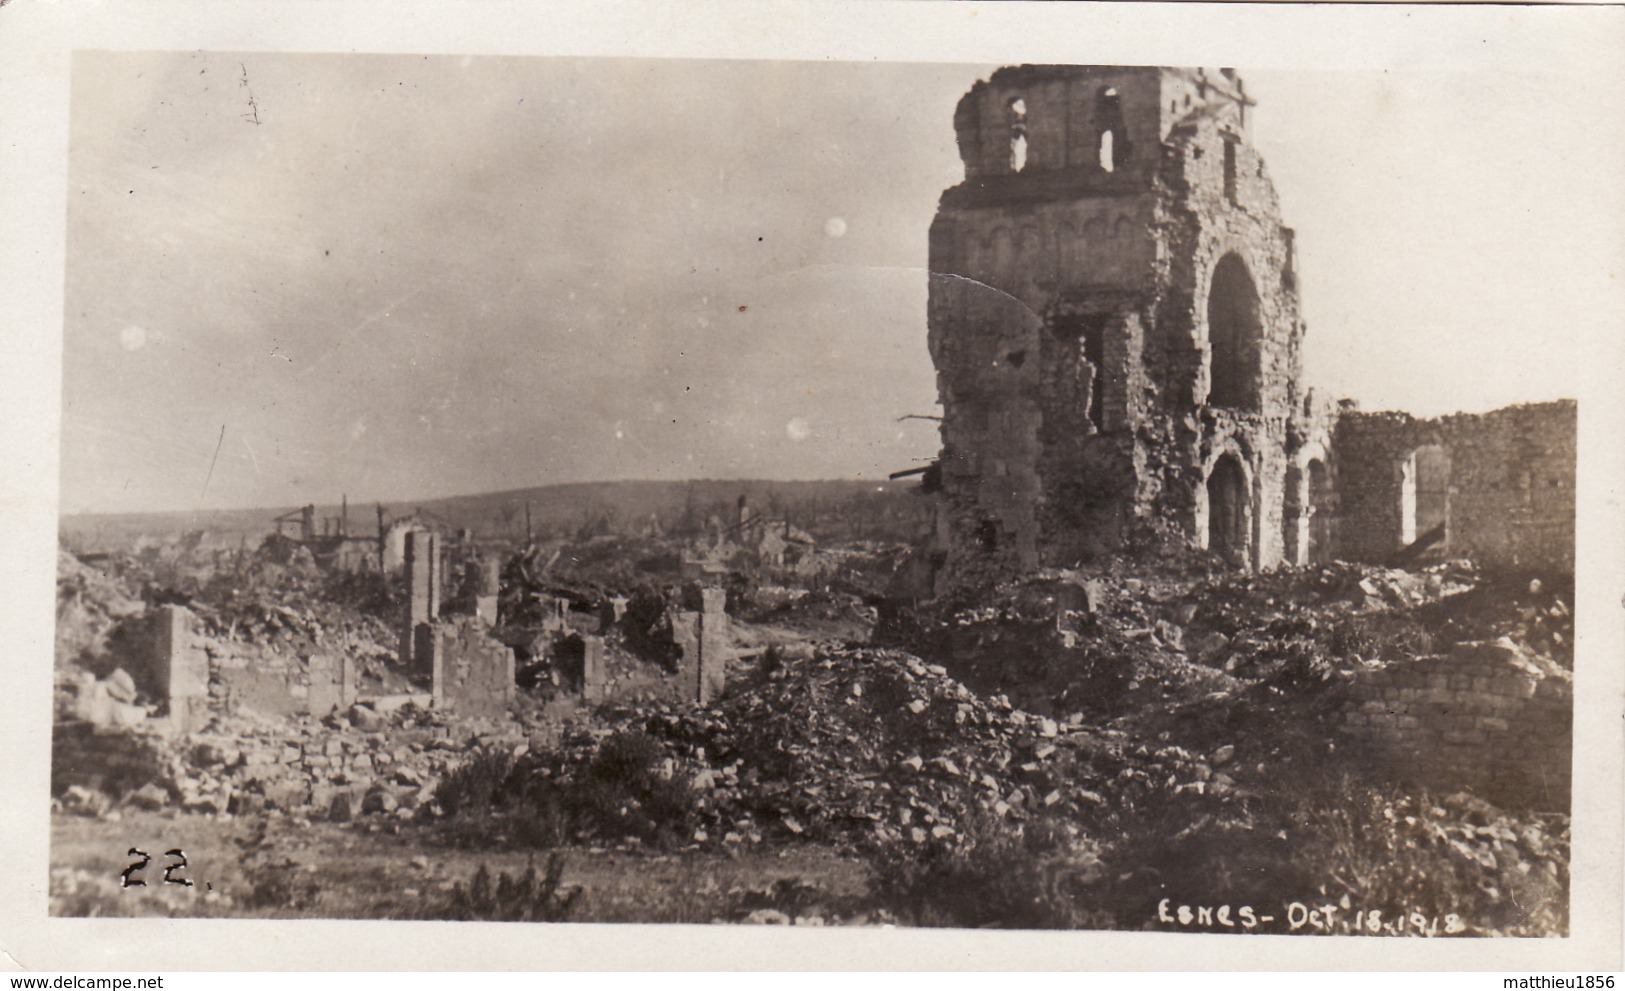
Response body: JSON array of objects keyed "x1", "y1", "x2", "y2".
[
  {"x1": 126, "y1": 782, "x2": 169, "y2": 811},
  {"x1": 347, "y1": 704, "x2": 383, "y2": 732},
  {"x1": 106, "y1": 669, "x2": 138, "y2": 704},
  {"x1": 328, "y1": 792, "x2": 354, "y2": 822}
]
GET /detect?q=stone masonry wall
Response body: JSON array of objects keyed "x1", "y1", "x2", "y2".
[
  {"x1": 1338, "y1": 639, "x2": 1572, "y2": 810},
  {"x1": 106, "y1": 606, "x2": 361, "y2": 724},
  {"x1": 1333, "y1": 401, "x2": 1575, "y2": 574},
  {"x1": 669, "y1": 585, "x2": 729, "y2": 704},
  {"x1": 428, "y1": 618, "x2": 515, "y2": 720},
  {"x1": 209, "y1": 642, "x2": 359, "y2": 720}
]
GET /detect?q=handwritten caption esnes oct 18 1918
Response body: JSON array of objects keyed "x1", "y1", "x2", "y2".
[{"x1": 1157, "y1": 898, "x2": 1467, "y2": 935}]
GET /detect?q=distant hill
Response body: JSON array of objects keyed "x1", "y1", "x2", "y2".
[{"x1": 59, "y1": 478, "x2": 933, "y2": 554}]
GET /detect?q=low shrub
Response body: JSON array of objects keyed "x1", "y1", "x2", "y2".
[
  {"x1": 867, "y1": 811, "x2": 1110, "y2": 929},
  {"x1": 435, "y1": 730, "x2": 698, "y2": 849},
  {"x1": 542, "y1": 730, "x2": 698, "y2": 846},
  {"x1": 431, "y1": 747, "x2": 515, "y2": 817},
  {"x1": 423, "y1": 856, "x2": 581, "y2": 922}
]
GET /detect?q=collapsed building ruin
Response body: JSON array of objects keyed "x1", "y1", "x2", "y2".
[{"x1": 926, "y1": 65, "x2": 1575, "y2": 588}]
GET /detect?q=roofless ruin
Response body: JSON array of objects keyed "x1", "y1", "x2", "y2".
[{"x1": 924, "y1": 66, "x2": 1574, "y2": 590}]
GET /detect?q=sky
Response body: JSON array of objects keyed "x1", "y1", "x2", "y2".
[{"x1": 60, "y1": 53, "x2": 1618, "y2": 515}]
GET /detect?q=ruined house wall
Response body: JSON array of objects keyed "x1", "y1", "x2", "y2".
[
  {"x1": 101, "y1": 605, "x2": 210, "y2": 730},
  {"x1": 1338, "y1": 641, "x2": 1572, "y2": 810},
  {"x1": 208, "y1": 644, "x2": 358, "y2": 719},
  {"x1": 103, "y1": 605, "x2": 361, "y2": 723},
  {"x1": 1334, "y1": 412, "x2": 1422, "y2": 564},
  {"x1": 428, "y1": 618, "x2": 515, "y2": 719},
  {"x1": 668, "y1": 585, "x2": 729, "y2": 703},
  {"x1": 1443, "y1": 403, "x2": 1576, "y2": 575},
  {"x1": 1332, "y1": 401, "x2": 1575, "y2": 574},
  {"x1": 209, "y1": 646, "x2": 307, "y2": 717}
]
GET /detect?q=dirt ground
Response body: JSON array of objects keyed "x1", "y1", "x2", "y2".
[{"x1": 51, "y1": 810, "x2": 873, "y2": 924}]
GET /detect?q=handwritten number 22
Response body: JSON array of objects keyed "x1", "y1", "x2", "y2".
[
  {"x1": 121, "y1": 849, "x2": 192, "y2": 888},
  {"x1": 162, "y1": 849, "x2": 193, "y2": 887},
  {"x1": 120, "y1": 848, "x2": 150, "y2": 888}
]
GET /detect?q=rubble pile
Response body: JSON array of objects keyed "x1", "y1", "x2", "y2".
[
  {"x1": 211, "y1": 703, "x2": 523, "y2": 820},
  {"x1": 53, "y1": 720, "x2": 176, "y2": 812},
  {"x1": 894, "y1": 571, "x2": 1245, "y2": 718},
  {"x1": 187, "y1": 573, "x2": 400, "y2": 671},
  {"x1": 1414, "y1": 574, "x2": 1574, "y2": 670},
  {"x1": 732, "y1": 586, "x2": 878, "y2": 641},
  {"x1": 55, "y1": 667, "x2": 152, "y2": 729},
  {"x1": 491, "y1": 646, "x2": 1229, "y2": 851},
  {"x1": 892, "y1": 560, "x2": 1497, "y2": 722},
  {"x1": 55, "y1": 549, "x2": 145, "y2": 667},
  {"x1": 51, "y1": 700, "x2": 533, "y2": 824},
  {"x1": 498, "y1": 545, "x2": 615, "y2": 630}
]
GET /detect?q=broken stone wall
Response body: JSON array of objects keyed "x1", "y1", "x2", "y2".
[
  {"x1": 208, "y1": 644, "x2": 358, "y2": 719},
  {"x1": 306, "y1": 653, "x2": 357, "y2": 716},
  {"x1": 1339, "y1": 640, "x2": 1571, "y2": 810},
  {"x1": 98, "y1": 604, "x2": 363, "y2": 725},
  {"x1": 669, "y1": 585, "x2": 728, "y2": 703},
  {"x1": 426, "y1": 618, "x2": 515, "y2": 719},
  {"x1": 1332, "y1": 401, "x2": 1575, "y2": 574},
  {"x1": 209, "y1": 645, "x2": 307, "y2": 718},
  {"x1": 115, "y1": 605, "x2": 209, "y2": 731}
]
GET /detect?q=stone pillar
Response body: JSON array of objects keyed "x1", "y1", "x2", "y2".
[
  {"x1": 669, "y1": 608, "x2": 701, "y2": 701},
  {"x1": 474, "y1": 555, "x2": 501, "y2": 626},
  {"x1": 154, "y1": 605, "x2": 207, "y2": 733},
  {"x1": 582, "y1": 635, "x2": 606, "y2": 703},
  {"x1": 499, "y1": 642, "x2": 515, "y2": 705},
  {"x1": 401, "y1": 529, "x2": 440, "y2": 668},
  {"x1": 696, "y1": 587, "x2": 728, "y2": 704},
  {"x1": 405, "y1": 530, "x2": 439, "y2": 626}
]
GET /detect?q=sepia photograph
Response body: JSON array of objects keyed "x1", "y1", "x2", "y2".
[{"x1": 5, "y1": 0, "x2": 1622, "y2": 972}]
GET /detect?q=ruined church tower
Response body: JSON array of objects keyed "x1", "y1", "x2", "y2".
[{"x1": 928, "y1": 66, "x2": 1326, "y2": 585}]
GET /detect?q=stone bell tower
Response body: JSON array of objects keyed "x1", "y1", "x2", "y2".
[{"x1": 927, "y1": 65, "x2": 1326, "y2": 588}]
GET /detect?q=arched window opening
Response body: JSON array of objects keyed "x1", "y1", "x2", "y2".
[
  {"x1": 1206, "y1": 252, "x2": 1262, "y2": 410},
  {"x1": 1007, "y1": 97, "x2": 1028, "y2": 173},
  {"x1": 1207, "y1": 455, "x2": 1249, "y2": 568},
  {"x1": 1095, "y1": 87, "x2": 1126, "y2": 173}
]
